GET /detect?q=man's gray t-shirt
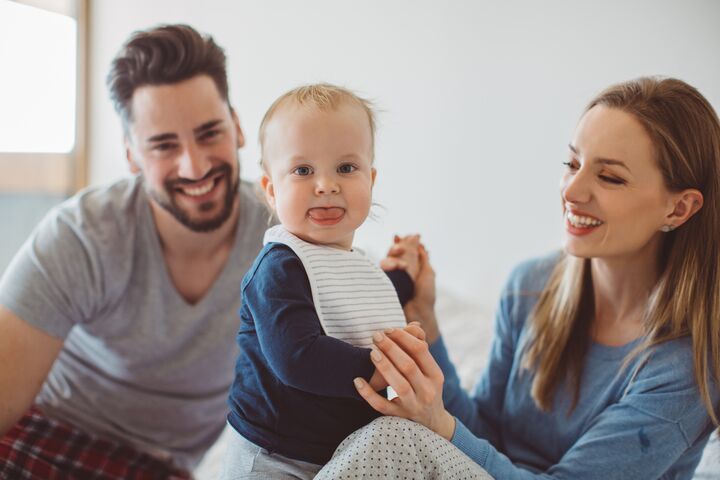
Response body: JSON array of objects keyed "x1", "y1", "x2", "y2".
[{"x1": 0, "y1": 175, "x2": 267, "y2": 469}]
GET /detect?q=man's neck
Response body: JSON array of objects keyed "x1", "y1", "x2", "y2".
[
  {"x1": 148, "y1": 198, "x2": 241, "y2": 304},
  {"x1": 150, "y1": 199, "x2": 241, "y2": 259}
]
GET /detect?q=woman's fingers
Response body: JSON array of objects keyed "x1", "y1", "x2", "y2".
[
  {"x1": 382, "y1": 330, "x2": 444, "y2": 406},
  {"x1": 402, "y1": 323, "x2": 426, "y2": 341},
  {"x1": 384, "y1": 329, "x2": 444, "y2": 383},
  {"x1": 353, "y1": 377, "x2": 401, "y2": 416},
  {"x1": 418, "y1": 246, "x2": 435, "y2": 279},
  {"x1": 372, "y1": 332, "x2": 433, "y2": 398},
  {"x1": 379, "y1": 257, "x2": 408, "y2": 271},
  {"x1": 360, "y1": 329, "x2": 451, "y2": 437},
  {"x1": 389, "y1": 235, "x2": 421, "y2": 259},
  {"x1": 369, "y1": 342, "x2": 418, "y2": 398}
]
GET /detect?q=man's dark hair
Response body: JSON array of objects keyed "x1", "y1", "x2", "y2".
[{"x1": 107, "y1": 24, "x2": 230, "y2": 129}]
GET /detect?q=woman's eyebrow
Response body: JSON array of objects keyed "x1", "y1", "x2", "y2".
[{"x1": 568, "y1": 144, "x2": 631, "y2": 173}]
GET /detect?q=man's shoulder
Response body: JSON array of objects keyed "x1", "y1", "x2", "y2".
[
  {"x1": 237, "y1": 180, "x2": 270, "y2": 229},
  {"x1": 30, "y1": 175, "x2": 150, "y2": 272},
  {"x1": 53, "y1": 175, "x2": 146, "y2": 232}
]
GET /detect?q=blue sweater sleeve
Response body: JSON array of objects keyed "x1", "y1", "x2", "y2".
[
  {"x1": 450, "y1": 380, "x2": 711, "y2": 479},
  {"x1": 435, "y1": 313, "x2": 715, "y2": 478},
  {"x1": 432, "y1": 256, "x2": 716, "y2": 479},
  {"x1": 430, "y1": 289, "x2": 517, "y2": 446},
  {"x1": 243, "y1": 245, "x2": 377, "y2": 399}
]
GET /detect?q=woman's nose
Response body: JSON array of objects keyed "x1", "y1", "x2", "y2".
[{"x1": 561, "y1": 170, "x2": 592, "y2": 205}]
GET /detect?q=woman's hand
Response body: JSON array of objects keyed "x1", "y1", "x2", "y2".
[
  {"x1": 380, "y1": 234, "x2": 421, "y2": 280},
  {"x1": 355, "y1": 327, "x2": 456, "y2": 441},
  {"x1": 367, "y1": 323, "x2": 426, "y2": 390},
  {"x1": 381, "y1": 236, "x2": 440, "y2": 342},
  {"x1": 402, "y1": 245, "x2": 441, "y2": 343}
]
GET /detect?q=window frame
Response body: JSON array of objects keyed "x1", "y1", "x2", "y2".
[{"x1": 0, "y1": 0, "x2": 88, "y2": 195}]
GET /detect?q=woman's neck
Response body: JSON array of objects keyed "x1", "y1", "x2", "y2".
[{"x1": 589, "y1": 244, "x2": 661, "y2": 345}]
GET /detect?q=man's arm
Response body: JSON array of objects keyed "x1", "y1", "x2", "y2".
[{"x1": 0, "y1": 306, "x2": 62, "y2": 436}]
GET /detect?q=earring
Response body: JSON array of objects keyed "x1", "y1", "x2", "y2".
[{"x1": 660, "y1": 225, "x2": 676, "y2": 232}]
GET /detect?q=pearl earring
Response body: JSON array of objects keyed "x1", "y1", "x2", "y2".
[{"x1": 660, "y1": 225, "x2": 675, "y2": 233}]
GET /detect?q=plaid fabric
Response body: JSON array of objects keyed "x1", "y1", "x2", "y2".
[{"x1": 0, "y1": 406, "x2": 192, "y2": 480}]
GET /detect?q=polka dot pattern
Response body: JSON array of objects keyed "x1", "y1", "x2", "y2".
[{"x1": 315, "y1": 417, "x2": 493, "y2": 479}]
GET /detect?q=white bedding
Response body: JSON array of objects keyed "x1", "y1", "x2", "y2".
[{"x1": 193, "y1": 290, "x2": 719, "y2": 478}]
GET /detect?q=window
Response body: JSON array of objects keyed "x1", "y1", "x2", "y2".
[
  {"x1": 0, "y1": 0, "x2": 88, "y2": 194},
  {"x1": 0, "y1": 0, "x2": 87, "y2": 273}
]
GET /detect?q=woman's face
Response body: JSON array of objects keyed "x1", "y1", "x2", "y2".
[{"x1": 560, "y1": 105, "x2": 675, "y2": 261}]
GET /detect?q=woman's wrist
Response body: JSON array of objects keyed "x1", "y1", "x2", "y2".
[
  {"x1": 436, "y1": 409, "x2": 456, "y2": 441},
  {"x1": 418, "y1": 310, "x2": 440, "y2": 343}
]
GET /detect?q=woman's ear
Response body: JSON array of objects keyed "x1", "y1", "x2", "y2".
[{"x1": 665, "y1": 188, "x2": 703, "y2": 229}]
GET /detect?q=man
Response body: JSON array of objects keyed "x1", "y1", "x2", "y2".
[{"x1": 0, "y1": 24, "x2": 268, "y2": 478}]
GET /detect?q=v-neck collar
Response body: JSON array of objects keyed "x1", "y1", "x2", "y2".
[{"x1": 139, "y1": 178, "x2": 249, "y2": 309}]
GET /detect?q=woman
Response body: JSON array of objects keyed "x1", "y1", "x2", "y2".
[{"x1": 317, "y1": 77, "x2": 720, "y2": 479}]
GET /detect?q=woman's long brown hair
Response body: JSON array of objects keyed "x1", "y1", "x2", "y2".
[{"x1": 523, "y1": 77, "x2": 720, "y2": 425}]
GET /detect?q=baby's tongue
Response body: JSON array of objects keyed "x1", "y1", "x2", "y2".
[{"x1": 308, "y1": 207, "x2": 344, "y2": 220}]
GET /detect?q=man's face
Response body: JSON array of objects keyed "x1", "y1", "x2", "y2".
[{"x1": 125, "y1": 75, "x2": 244, "y2": 232}]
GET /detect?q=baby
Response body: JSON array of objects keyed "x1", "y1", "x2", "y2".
[{"x1": 221, "y1": 84, "x2": 420, "y2": 479}]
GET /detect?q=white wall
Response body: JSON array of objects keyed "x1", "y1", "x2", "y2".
[{"x1": 88, "y1": 0, "x2": 720, "y2": 308}]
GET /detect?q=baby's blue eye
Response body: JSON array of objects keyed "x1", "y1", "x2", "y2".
[
  {"x1": 293, "y1": 166, "x2": 313, "y2": 176},
  {"x1": 338, "y1": 164, "x2": 357, "y2": 174}
]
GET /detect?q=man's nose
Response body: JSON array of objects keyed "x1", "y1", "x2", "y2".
[{"x1": 177, "y1": 143, "x2": 211, "y2": 180}]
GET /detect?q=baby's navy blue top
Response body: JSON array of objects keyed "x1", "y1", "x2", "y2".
[{"x1": 227, "y1": 243, "x2": 413, "y2": 464}]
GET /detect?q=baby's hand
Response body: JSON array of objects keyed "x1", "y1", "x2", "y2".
[{"x1": 380, "y1": 234, "x2": 421, "y2": 281}]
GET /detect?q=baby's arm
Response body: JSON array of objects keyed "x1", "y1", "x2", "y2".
[
  {"x1": 384, "y1": 267, "x2": 415, "y2": 306},
  {"x1": 244, "y1": 245, "x2": 382, "y2": 399}
]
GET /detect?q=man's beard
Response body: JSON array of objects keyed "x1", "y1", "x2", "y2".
[{"x1": 149, "y1": 163, "x2": 240, "y2": 233}]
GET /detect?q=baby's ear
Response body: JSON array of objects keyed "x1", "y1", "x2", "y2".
[
  {"x1": 371, "y1": 167, "x2": 377, "y2": 187},
  {"x1": 260, "y1": 174, "x2": 276, "y2": 208}
]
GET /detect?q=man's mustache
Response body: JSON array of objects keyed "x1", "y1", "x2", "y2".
[{"x1": 166, "y1": 164, "x2": 231, "y2": 187}]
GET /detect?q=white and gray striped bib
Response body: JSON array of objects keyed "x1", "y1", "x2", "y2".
[{"x1": 263, "y1": 225, "x2": 407, "y2": 348}]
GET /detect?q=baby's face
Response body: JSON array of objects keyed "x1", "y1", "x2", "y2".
[{"x1": 261, "y1": 103, "x2": 376, "y2": 250}]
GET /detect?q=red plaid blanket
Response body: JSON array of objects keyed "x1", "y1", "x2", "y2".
[{"x1": 0, "y1": 406, "x2": 191, "y2": 479}]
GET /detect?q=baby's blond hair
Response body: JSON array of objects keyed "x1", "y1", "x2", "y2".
[{"x1": 259, "y1": 83, "x2": 376, "y2": 169}]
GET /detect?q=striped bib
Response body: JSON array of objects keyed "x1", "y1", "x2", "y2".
[{"x1": 263, "y1": 225, "x2": 407, "y2": 348}]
